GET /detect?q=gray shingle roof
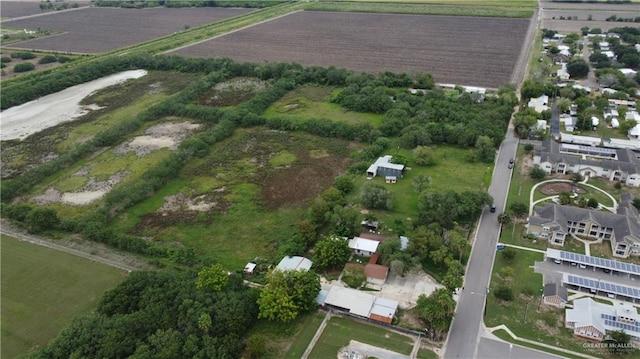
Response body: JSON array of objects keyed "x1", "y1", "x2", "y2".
[{"x1": 531, "y1": 203, "x2": 640, "y2": 244}]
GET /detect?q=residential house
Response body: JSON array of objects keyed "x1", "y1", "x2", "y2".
[
  {"x1": 619, "y1": 68, "x2": 638, "y2": 78},
  {"x1": 528, "y1": 95, "x2": 549, "y2": 113},
  {"x1": 348, "y1": 236, "x2": 380, "y2": 257},
  {"x1": 527, "y1": 203, "x2": 640, "y2": 258},
  {"x1": 366, "y1": 155, "x2": 404, "y2": 179},
  {"x1": 317, "y1": 286, "x2": 398, "y2": 324},
  {"x1": 560, "y1": 114, "x2": 576, "y2": 132},
  {"x1": 557, "y1": 63, "x2": 570, "y2": 81},
  {"x1": 565, "y1": 298, "x2": 640, "y2": 344},
  {"x1": 543, "y1": 282, "x2": 568, "y2": 308},
  {"x1": 276, "y1": 256, "x2": 312, "y2": 271},
  {"x1": 364, "y1": 253, "x2": 389, "y2": 286}
]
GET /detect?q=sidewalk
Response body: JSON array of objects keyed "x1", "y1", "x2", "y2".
[
  {"x1": 486, "y1": 324, "x2": 601, "y2": 359},
  {"x1": 503, "y1": 243, "x2": 546, "y2": 253}
]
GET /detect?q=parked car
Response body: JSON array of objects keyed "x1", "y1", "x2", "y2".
[
  {"x1": 554, "y1": 259, "x2": 562, "y2": 264},
  {"x1": 508, "y1": 163, "x2": 513, "y2": 169},
  {"x1": 570, "y1": 262, "x2": 577, "y2": 266},
  {"x1": 603, "y1": 268, "x2": 611, "y2": 273},
  {"x1": 509, "y1": 158, "x2": 514, "y2": 164},
  {"x1": 490, "y1": 205, "x2": 496, "y2": 213},
  {"x1": 579, "y1": 264, "x2": 587, "y2": 269}
]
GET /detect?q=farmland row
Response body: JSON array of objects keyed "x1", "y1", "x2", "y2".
[
  {"x1": 1, "y1": 2, "x2": 303, "y2": 90},
  {"x1": 172, "y1": 11, "x2": 529, "y2": 88}
]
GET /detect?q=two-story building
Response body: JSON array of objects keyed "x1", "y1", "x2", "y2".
[{"x1": 528, "y1": 203, "x2": 640, "y2": 258}]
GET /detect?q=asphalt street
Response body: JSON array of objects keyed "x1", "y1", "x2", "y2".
[{"x1": 443, "y1": 128, "x2": 519, "y2": 359}]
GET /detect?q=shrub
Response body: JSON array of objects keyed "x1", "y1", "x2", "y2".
[
  {"x1": 501, "y1": 248, "x2": 516, "y2": 261},
  {"x1": 587, "y1": 198, "x2": 599, "y2": 208},
  {"x1": 524, "y1": 144, "x2": 534, "y2": 154},
  {"x1": 10, "y1": 52, "x2": 36, "y2": 60},
  {"x1": 38, "y1": 55, "x2": 58, "y2": 64},
  {"x1": 0, "y1": 56, "x2": 11, "y2": 63},
  {"x1": 57, "y1": 55, "x2": 72, "y2": 63},
  {"x1": 529, "y1": 167, "x2": 546, "y2": 180},
  {"x1": 13, "y1": 62, "x2": 35, "y2": 73},
  {"x1": 342, "y1": 266, "x2": 366, "y2": 288},
  {"x1": 494, "y1": 285, "x2": 514, "y2": 301}
]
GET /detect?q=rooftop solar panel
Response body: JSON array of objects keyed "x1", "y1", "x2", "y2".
[
  {"x1": 551, "y1": 250, "x2": 640, "y2": 275},
  {"x1": 564, "y1": 275, "x2": 640, "y2": 299}
]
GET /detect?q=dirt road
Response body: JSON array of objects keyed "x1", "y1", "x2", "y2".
[{"x1": 0, "y1": 219, "x2": 145, "y2": 272}]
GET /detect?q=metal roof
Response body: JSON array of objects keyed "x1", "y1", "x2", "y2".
[
  {"x1": 563, "y1": 274, "x2": 640, "y2": 300},
  {"x1": 547, "y1": 249, "x2": 640, "y2": 275}
]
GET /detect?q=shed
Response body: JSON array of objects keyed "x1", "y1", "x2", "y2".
[
  {"x1": 244, "y1": 262, "x2": 257, "y2": 274},
  {"x1": 276, "y1": 256, "x2": 312, "y2": 271},
  {"x1": 399, "y1": 236, "x2": 409, "y2": 251}
]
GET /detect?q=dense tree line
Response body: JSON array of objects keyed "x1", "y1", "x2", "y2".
[{"x1": 32, "y1": 270, "x2": 259, "y2": 358}]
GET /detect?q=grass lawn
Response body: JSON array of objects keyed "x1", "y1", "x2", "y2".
[
  {"x1": 243, "y1": 312, "x2": 325, "y2": 358},
  {"x1": 416, "y1": 347, "x2": 438, "y2": 359},
  {"x1": 506, "y1": 146, "x2": 537, "y2": 210},
  {"x1": 308, "y1": 316, "x2": 415, "y2": 358},
  {"x1": 1, "y1": 235, "x2": 127, "y2": 359},
  {"x1": 263, "y1": 86, "x2": 383, "y2": 127},
  {"x1": 491, "y1": 329, "x2": 585, "y2": 359},
  {"x1": 285, "y1": 312, "x2": 326, "y2": 359}
]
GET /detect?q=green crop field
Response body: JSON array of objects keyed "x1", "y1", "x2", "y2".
[
  {"x1": 1, "y1": 235, "x2": 127, "y2": 358},
  {"x1": 307, "y1": 0, "x2": 536, "y2": 17}
]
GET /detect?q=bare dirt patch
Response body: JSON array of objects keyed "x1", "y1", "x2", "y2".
[
  {"x1": 261, "y1": 153, "x2": 351, "y2": 210},
  {"x1": 539, "y1": 182, "x2": 587, "y2": 196},
  {"x1": 136, "y1": 189, "x2": 230, "y2": 229},
  {"x1": 172, "y1": 11, "x2": 530, "y2": 88},
  {"x1": 114, "y1": 121, "x2": 201, "y2": 157}
]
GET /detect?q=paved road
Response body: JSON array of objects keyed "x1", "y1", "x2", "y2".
[
  {"x1": 0, "y1": 219, "x2": 139, "y2": 272},
  {"x1": 444, "y1": 127, "x2": 520, "y2": 359},
  {"x1": 477, "y1": 337, "x2": 565, "y2": 359}
]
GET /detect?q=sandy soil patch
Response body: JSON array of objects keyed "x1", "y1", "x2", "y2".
[
  {"x1": 539, "y1": 182, "x2": 587, "y2": 195},
  {"x1": 340, "y1": 340, "x2": 411, "y2": 359},
  {"x1": 1, "y1": 70, "x2": 147, "y2": 141},
  {"x1": 114, "y1": 122, "x2": 201, "y2": 157},
  {"x1": 376, "y1": 269, "x2": 444, "y2": 309},
  {"x1": 31, "y1": 171, "x2": 129, "y2": 206}
]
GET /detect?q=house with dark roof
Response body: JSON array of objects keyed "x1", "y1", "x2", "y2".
[
  {"x1": 533, "y1": 140, "x2": 640, "y2": 187},
  {"x1": 528, "y1": 203, "x2": 640, "y2": 258},
  {"x1": 543, "y1": 282, "x2": 568, "y2": 308}
]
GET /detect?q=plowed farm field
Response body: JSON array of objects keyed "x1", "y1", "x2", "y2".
[
  {"x1": 172, "y1": 11, "x2": 531, "y2": 88},
  {"x1": 5, "y1": 7, "x2": 252, "y2": 54}
]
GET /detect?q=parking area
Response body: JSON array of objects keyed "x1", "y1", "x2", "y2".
[{"x1": 535, "y1": 259, "x2": 640, "y2": 303}]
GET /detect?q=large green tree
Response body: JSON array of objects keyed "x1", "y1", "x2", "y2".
[
  {"x1": 416, "y1": 288, "x2": 456, "y2": 340},
  {"x1": 257, "y1": 269, "x2": 320, "y2": 322},
  {"x1": 360, "y1": 182, "x2": 394, "y2": 210},
  {"x1": 312, "y1": 236, "x2": 351, "y2": 271}
]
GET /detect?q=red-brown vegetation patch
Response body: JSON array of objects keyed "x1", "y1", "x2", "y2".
[
  {"x1": 6, "y1": 7, "x2": 252, "y2": 53},
  {"x1": 261, "y1": 152, "x2": 352, "y2": 210},
  {"x1": 539, "y1": 182, "x2": 587, "y2": 195},
  {"x1": 173, "y1": 11, "x2": 530, "y2": 88}
]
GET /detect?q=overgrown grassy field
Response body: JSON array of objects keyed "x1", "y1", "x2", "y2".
[
  {"x1": 115, "y1": 128, "x2": 357, "y2": 269},
  {"x1": 263, "y1": 86, "x2": 383, "y2": 126},
  {"x1": 0, "y1": 235, "x2": 127, "y2": 358},
  {"x1": 308, "y1": 316, "x2": 415, "y2": 358}
]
